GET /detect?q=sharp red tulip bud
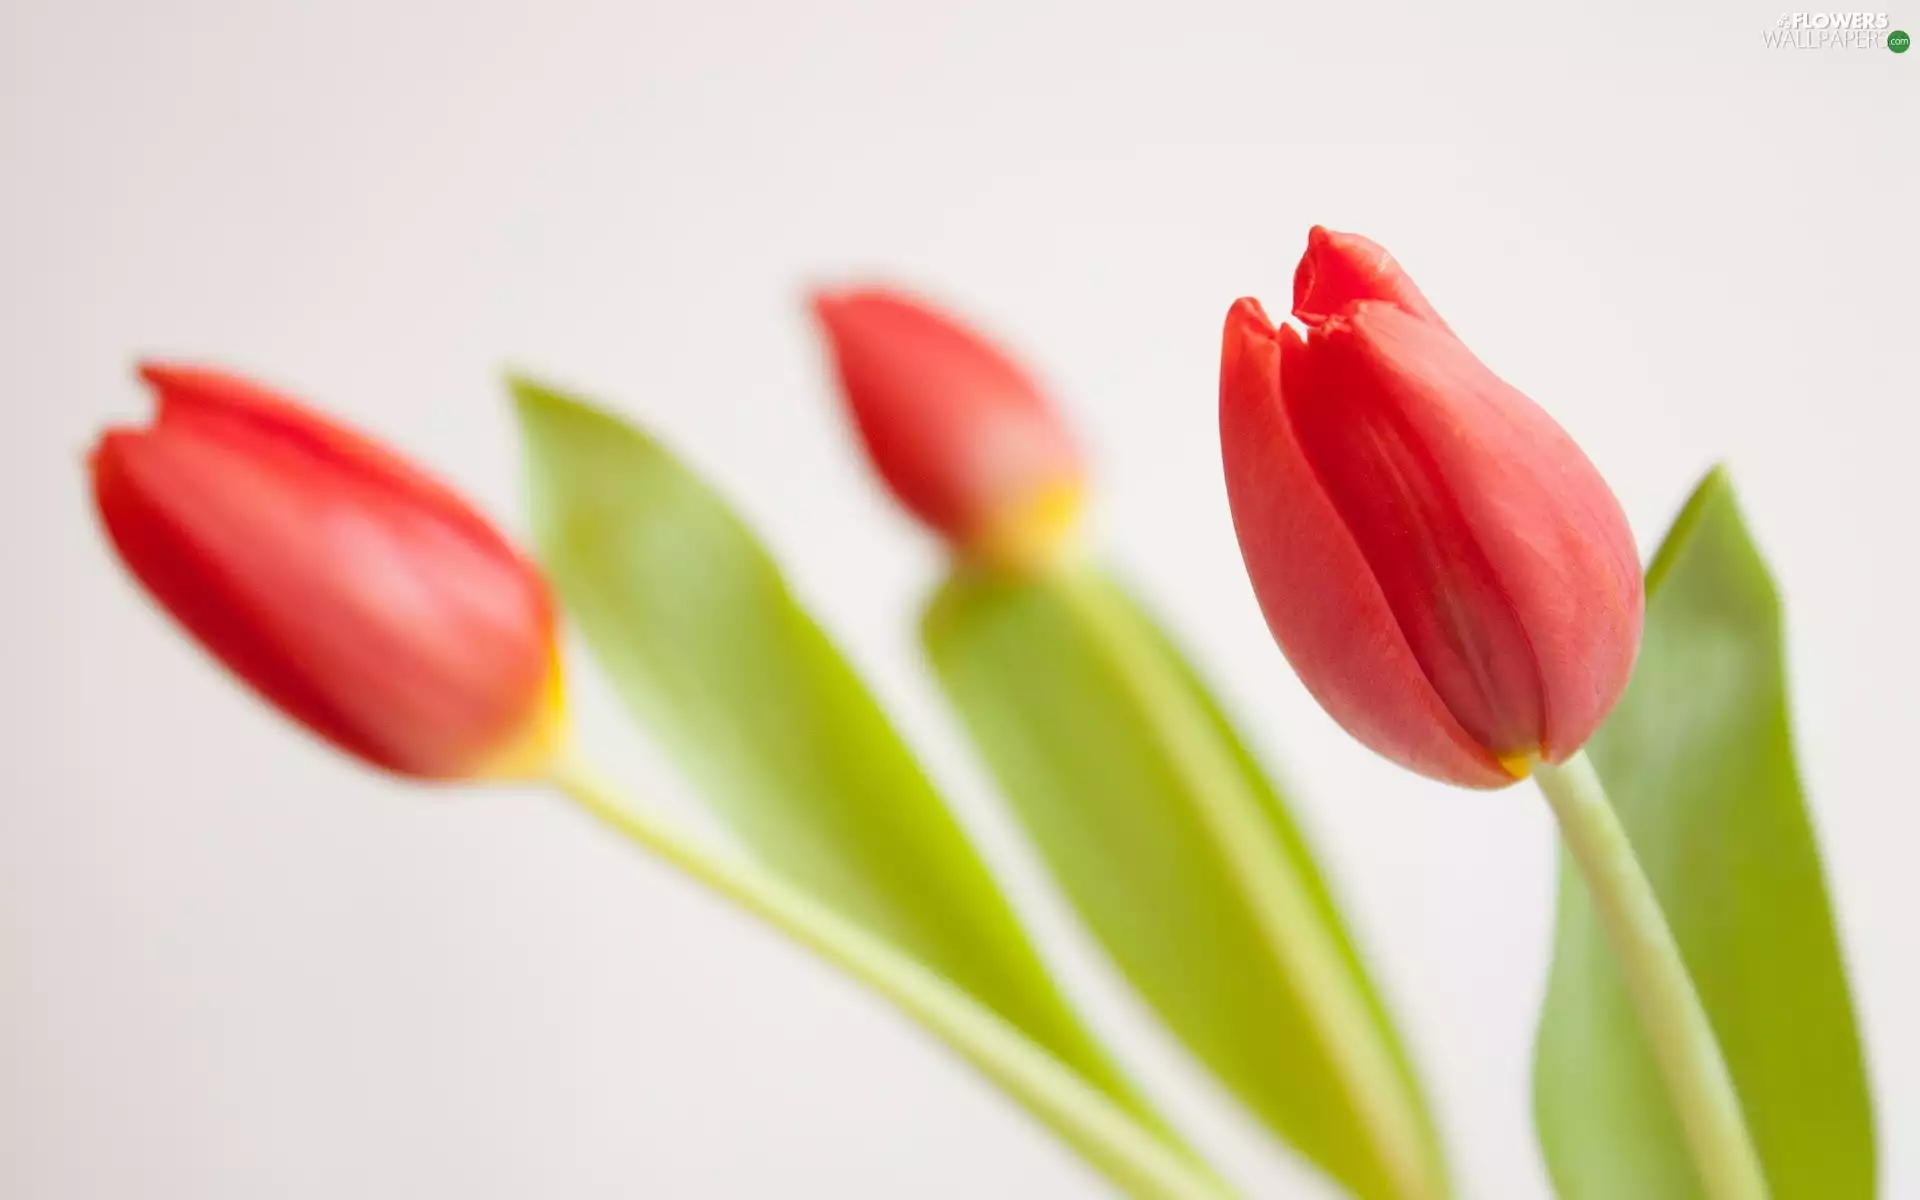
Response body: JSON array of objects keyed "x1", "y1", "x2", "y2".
[
  {"x1": 1220, "y1": 229, "x2": 1643, "y2": 788},
  {"x1": 1290, "y1": 225, "x2": 1450, "y2": 333},
  {"x1": 91, "y1": 363, "x2": 565, "y2": 781},
  {"x1": 810, "y1": 288, "x2": 1084, "y2": 569}
]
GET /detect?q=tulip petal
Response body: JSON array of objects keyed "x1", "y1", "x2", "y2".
[
  {"x1": 1329, "y1": 305, "x2": 1643, "y2": 761},
  {"x1": 1220, "y1": 298, "x2": 1510, "y2": 787},
  {"x1": 1292, "y1": 226, "x2": 1448, "y2": 331},
  {"x1": 138, "y1": 363, "x2": 514, "y2": 550},
  {"x1": 94, "y1": 428, "x2": 385, "y2": 767},
  {"x1": 1288, "y1": 306, "x2": 1550, "y2": 760}
]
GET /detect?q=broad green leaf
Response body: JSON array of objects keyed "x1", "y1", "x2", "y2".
[
  {"x1": 512, "y1": 379, "x2": 1170, "y2": 1138},
  {"x1": 926, "y1": 564, "x2": 1445, "y2": 1199},
  {"x1": 1534, "y1": 467, "x2": 1874, "y2": 1199}
]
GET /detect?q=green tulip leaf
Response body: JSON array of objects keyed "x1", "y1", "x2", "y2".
[
  {"x1": 512, "y1": 378, "x2": 1170, "y2": 1138},
  {"x1": 1533, "y1": 466, "x2": 1874, "y2": 1199},
  {"x1": 925, "y1": 564, "x2": 1445, "y2": 1199}
]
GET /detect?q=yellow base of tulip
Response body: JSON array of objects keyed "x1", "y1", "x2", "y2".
[
  {"x1": 476, "y1": 651, "x2": 571, "y2": 781},
  {"x1": 1499, "y1": 752, "x2": 1534, "y2": 780},
  {"x1": 967, "y1": 478, "x2": 1087, "y2": 574}
]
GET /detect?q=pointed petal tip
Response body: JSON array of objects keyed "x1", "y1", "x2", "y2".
[
  {"x1": 134, "y1": 359, "x2": 215, "y2": 401},
  {"x1": 1224, "y1": 296, "x2": 1277, "y2": 338},
  {"x1": 87, "y1": 426, "x2": 137, "y2": 483},
  {"x1": 808, "y1": 284, "x2": 907, "y2": 321},
  {"x1": 131, "y1": 360, "x2": 265, "y2": 427},
  {"x1": 806, "y1": 285, "x2": 922, "y2": 348},
  {"x1": 1291, "y1": 226, "x2": 1333, "y2": 324},
  {"x1": 116, "y1": 359, "x2": 219, "y2": 441},
  {"x1": 1292, "y1": 225, "x2": 1381, "y2": 325},
  {"x1": 805, "y1": 286, "x2": 845, "y2": 324},
  {"x1": 133, "y1": 359, "x2": 186, "y2": 418},
  {"x1": 1290, "y1": 225, "x2": 1446, "y2": 331},
  {"x1": 134, "y1": 358, "x2": 176, "y2": 389},
  {"x1": 1220, "y1": 299, "x2": 1283, "y2": 394}
]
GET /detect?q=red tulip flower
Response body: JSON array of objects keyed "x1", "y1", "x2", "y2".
[
  {"x1": 91, "y1": 364, "x2": 565, "y2": 780},
  {"x1": 1220, "y1": 228, "x2": 1643, "y2": 788},
  {"x1": 811, "y1": 288, "x2": 1084, "y2": 568}
]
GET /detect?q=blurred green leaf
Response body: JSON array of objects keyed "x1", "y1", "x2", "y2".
[
  {"x1": 1534, "y1": 467, "x2": 1874, "y2": 1199},
  {"x1": 926, "y1": 564, "x2": 1444, "y2": 1199},
  {"x1": 512, "y1": 379, "x2": 1172, "y2": 1139}
]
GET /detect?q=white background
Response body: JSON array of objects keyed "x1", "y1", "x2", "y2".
[{"x1": 3, "y1": 1, "x2": 1915, "y2": 1196}]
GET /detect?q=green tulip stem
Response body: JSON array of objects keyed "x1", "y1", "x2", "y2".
[
  {"x1": 1534, "y1": 751, "x2": 1769, "y2": 1200},
  {"x1": 1049, "y1": 566, "x2": 1443, "y2": 1200},
  {"x1": 543, "y1": 744, "x2": 1230, "y2": 1200}
]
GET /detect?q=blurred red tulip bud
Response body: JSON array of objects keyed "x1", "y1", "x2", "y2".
[
  {"x1": 1220, "y1": 229, "x2": 1642, "y2": 788},
  {"x1": 811, "y1": 288, "x2": 1084, "y2": 569},
  {"x1": 92, "y1": 364, "x2": 565, "y2": 781}
]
